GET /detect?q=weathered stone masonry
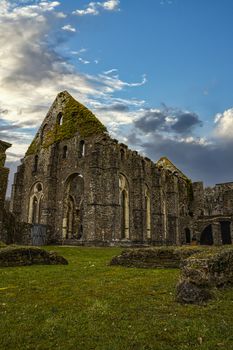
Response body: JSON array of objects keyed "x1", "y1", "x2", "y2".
[
  {"x1": 10, "y1": 91, "x2": 233, "y2": 246},
  {"x1": 0, "y1": 140, "x2": 11, "y2": 235}
]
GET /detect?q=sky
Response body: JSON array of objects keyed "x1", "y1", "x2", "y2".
[{"x1": 1, "y1": 0, "x2": 233, "y2": 192}]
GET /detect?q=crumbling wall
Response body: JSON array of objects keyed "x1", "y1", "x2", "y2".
[
  {"x1": 0, "y1": 140, "x2": 11, "y2": 238},
  {"x1": 10, "y1": 91, "x2": 194, "y2": 246},
  {"x1": 176, "y1": 247, "x2": 233, "y2": 304},
  {"x1": 110, "y1": 246, "x2": 203, "y2": 268}
]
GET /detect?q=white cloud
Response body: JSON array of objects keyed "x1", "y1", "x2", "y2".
[
  {"x1": 101, "y1": 0, "x2": 120, "y2": 11},
  {"x1": 0, "y1": 0, "x2": 145, "y2": 159},
  {"x1": 73, "y1": 0, "x2": 120, "y2": 16},
  {"x1": 78, "y1": 57, "x2": 90, "y2": 64},
  {"x1": 104, "y1": 68, "x2": 118, "y2": 75},
  {"x1": 62, "y1": 24, "x2": 76, "y2": 32},
  {"x1": 214, "y1": 108, "x2": 233, "y2": 140},
  {"x1": 72, "y1": 2, "x2": 99, "y2": 16}
]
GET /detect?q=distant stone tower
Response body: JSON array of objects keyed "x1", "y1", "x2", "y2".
[
  {"x1": 11, "y1": 91, "x2": 194, "y2": 246},
  {"x1": 0, "y1": 140, "x2": 11, "y2": 234}
]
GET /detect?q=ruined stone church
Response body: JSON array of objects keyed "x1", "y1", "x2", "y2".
[{"x1": 9, "y1": 91, "x2": 233, "y2": 246}]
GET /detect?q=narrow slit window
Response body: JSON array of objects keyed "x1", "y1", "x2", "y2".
[
  {"x1": 79, "y1": 140, "x2": 85, "y2": 157},
  {"x1": 57, "y1": 112, "x2": 63, "y2": 126},
  {"x1": 63, "y1": 146, "x2": 68, "y2": 159},
  {"x1": 34, "y1": 155, "x2": 39, "y2": 172}
]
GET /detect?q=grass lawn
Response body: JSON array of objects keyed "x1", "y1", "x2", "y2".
[{"x1": 0, "y1": 246, "x2": 233, "y2": 350}]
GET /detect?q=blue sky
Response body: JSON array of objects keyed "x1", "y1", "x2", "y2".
[{"x1": 1, "y1": 0, "x2": 233, "y2": 189}]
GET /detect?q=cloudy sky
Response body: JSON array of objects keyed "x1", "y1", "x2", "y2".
[{"x1": 1, "y1": 0, "x2": 233, "y2": 191}]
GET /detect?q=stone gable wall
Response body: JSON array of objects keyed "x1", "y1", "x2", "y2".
[{"x1": 9, "y1": 93, "x2": 195, "y2": 246}]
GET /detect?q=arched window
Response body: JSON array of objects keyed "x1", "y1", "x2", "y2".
[
  {"x1": 28, "y1": 182, "x2": 44, "y2": 224},
  {"x1": 32, "y1": 196, "x2": 38, "y2": 224},
  {"x1": 120, "y1": 149, "x2": 125, "y2": 161},
  {"x1": 63, "y1": 146, "x2": 68, "y2": 159},
  {"x1": 62, "y1": 173, "x2": 84, "y2": 240},
  {"x1": 79, "y1": 140, "x2": 85, "y2": 157},
  {"x1": 57, "y1": 112, "x2": 63, "y2": 126},
  {"x1": 163, "y1": 197, "x2": 167, "y2": 240},
  {"x1": 119, "y1": 174, "x2": 130, "y2": 239},
  {"x1": 34, "y1": 155, "x2": 39, "y2": 172},
  {"x1": 145, "y1": 186, "x2": 151, "y2": 239}
]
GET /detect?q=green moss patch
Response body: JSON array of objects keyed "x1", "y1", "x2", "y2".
[{"x1": 26, "y1": 93, "x2": 107, "y2": 156}]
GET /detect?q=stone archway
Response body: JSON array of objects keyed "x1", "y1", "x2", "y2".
[
  {"x1": 62, "y1": 173, "x2": 84, "y2": 240},
  {"x1": 200, "y1": 224, "x2": 213, "y2": 245},
  {"x1": 28, "y1": 182, "x2": 43, "y2": 224},
  {"x1": 220, "y1": 221, "x2": 232, "y2": 245}
]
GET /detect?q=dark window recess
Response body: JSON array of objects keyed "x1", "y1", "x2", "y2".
[
  {"x1": 120, "y1": 149, "x2": 125, "y2": 161},
  {"x1": 200, "y1": 225, "x2": 213, "y2": 245},
  {"x1": 33, "y1": 155, "x2": 39, "y2": 172},
  {"x1": 220, "y1": 221, "x2": 232, "y2": 244},
  {"x1": 63, "y1": 146, "x2": 68, "y2": 159},
  {"x1": 185, "y1": 228, "x2": 191, "y2": 244},
  {"x1": 79, "y1": 140, "x2": 85, "y2": 157}
]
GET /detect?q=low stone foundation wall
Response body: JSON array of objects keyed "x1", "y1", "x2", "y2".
[
  {"x1": 110, "y1": 246, "x2": 203, "y2": 269},
  {"x1": 0, "y1": 246, "x2": 68, "y2": 267},
  {"x1": 176, "y1": 246, "x2": 233, "y2": 304}
]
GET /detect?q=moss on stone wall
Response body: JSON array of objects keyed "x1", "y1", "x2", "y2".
[
  {"x1": 26, "y1": 94, "x2": 107, "y2": 156},
  {"x1": 26, "y1": 136, "x2": 40, "y2": 156}
]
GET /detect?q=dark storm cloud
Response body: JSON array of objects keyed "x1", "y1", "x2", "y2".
[
  {"x1": 134, "y1": 108, "x2": 203, "y2": 135},
  {"x1": 171, "y1": 112, "x2": 203, "y2": 133},
  {"x1": 136, "y1": 132, "x2": 233, "y2": 186},
  {"x1": 134, "y1": 110, "x2": 167, "y2": 133}
]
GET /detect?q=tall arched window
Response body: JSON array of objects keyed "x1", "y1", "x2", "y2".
[
  {"x1": 57, "y1": 112, "x2": 63, "y2": 126},
  {"x1": 145, "y1": 186, "x2": 151, "y2": 239},
  {"x1": 28, "y1": 182, "x2": 43, "y2": 224},
  {"x1": 163, "y1": 197, "x2": 167, "y2": 241},
  {"x1": 119, "y1": 174, "x2": 130, "y2": 239},
  {"x1": 62, "y1": 173, "x2": 84, "y2": 240},
  {"x1": 67, "y1": 196, "x2": 75, "y2": 239},
  {"x1": 63, "y1": 145, "x2": 68, "y2": 159},
  {"x1": 79, "y1": 140, "x2": 85, "y2": 157}
]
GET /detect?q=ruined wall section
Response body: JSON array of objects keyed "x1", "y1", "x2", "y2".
[
  {"x1": 10, "y1": 91, "x2": 195, "y2": 246},
  {"x1": 155, "y1": 158, "x2": 194, "y2": 245},
  {"x1": 0, "y1": 141, "x2": 11, "y2": 236},
  {"x1": 204, "y1": 182, "x2": 233, "y2": 216}
]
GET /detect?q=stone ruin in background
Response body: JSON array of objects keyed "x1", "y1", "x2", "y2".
[
  {"x1": 1, "y1": 91, "x2": 233, "y2": 247},
  {"x1": 0, "y1": 140, "x2": 11, "y2": 235}
]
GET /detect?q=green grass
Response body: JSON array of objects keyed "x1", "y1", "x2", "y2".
[{"x1": 0, "y1": 246, "x2": 233, "y2": 350}]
